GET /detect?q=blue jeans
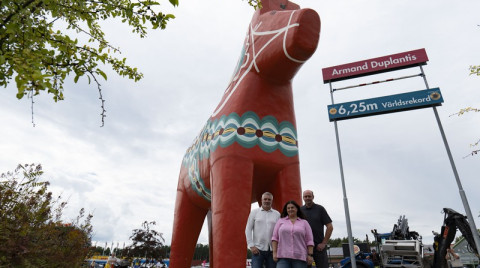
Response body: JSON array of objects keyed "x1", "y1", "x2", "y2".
[
  {"x1": 276, "y1": 258, "x2": 307, "y2": 268},
  {"x1": 252, "y1": 250, "x2": 276, "y2": 268}
]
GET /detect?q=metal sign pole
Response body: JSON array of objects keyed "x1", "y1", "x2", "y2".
[
  {"x1": 420, "y1": 65, "x2": 480, "y2": 252},
  {"x1": 329, "y1": 82, "x2": 357, "y2": 268}
]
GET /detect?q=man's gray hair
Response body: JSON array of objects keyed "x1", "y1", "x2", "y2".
[{"x1": 262, "y1": 192, "x2": 273, "y2": 198}]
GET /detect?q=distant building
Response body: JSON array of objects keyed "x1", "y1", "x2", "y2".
[
  {"x1": 327, "y1": 247, "x2": 345, "y2": 266},
  {"x1": 453, "y1": 237, "x2": 479, "y2": 268}
]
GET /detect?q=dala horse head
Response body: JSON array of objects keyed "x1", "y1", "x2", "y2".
[{"x1": 170, "y1": 1, "x2": 320, "y2": 267}]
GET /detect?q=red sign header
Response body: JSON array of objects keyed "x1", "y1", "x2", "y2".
[{"x1": 322, "y1": 48, "x2": 429, "y2": 83}]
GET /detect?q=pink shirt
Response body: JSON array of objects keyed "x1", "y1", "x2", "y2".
[{"x1": 272, "y1": 217, "x2": 314, "y2": 261}]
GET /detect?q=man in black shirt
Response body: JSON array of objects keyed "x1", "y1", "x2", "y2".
[{"x1": 301, "y1": 190, "x2": 333, "y2": 268}]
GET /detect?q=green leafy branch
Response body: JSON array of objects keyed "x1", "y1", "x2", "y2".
[
  {"x1": 470, "y1": 65, "x2": 480, "y2": 76},
  {"x1": 0, "y1": 0, "x2": 178, "y2": 126},
  {"x1": 450, "y1": 106, "x2": 480, "y2": 158},
  {"x1": 1, "y1": 0, "x2": 261, "y2": 126},
  {"x1": 245, "y1": 0, "x2": 262, "y2": 9}
]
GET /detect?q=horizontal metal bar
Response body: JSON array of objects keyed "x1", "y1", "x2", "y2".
[{"x1": 333, "y1": 73, "x2": 423, "y2": 92}]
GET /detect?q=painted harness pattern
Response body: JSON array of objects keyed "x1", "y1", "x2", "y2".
[
  {"x1": 213, "y1": 10, "x2": 303, "y2": 117},
  {"x1": 182, "y1": 111, "x2": 298, "y2": 201}
]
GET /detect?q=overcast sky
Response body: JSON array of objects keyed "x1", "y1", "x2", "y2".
[{"x1": 1, "y1": 0, "x2": 479, "y2": 248}]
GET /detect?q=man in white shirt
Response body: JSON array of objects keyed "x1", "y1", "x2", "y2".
[{"x1": 245, "y1": 192, "x2": 281, "y2": 268}]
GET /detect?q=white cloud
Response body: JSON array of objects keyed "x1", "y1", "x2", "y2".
[{"x1": 1, "y1": 0, "x2": 479, "y2": 249}]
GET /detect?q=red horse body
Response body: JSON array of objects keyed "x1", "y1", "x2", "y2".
[{"x1": 170, "y1": 1, "x2": 320, "y2": 267}]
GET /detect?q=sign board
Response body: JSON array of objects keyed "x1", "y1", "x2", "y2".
[
  {"x1": 327, "y1": 88, "x2": 443, "y2": 121},
  {"x1": 322, "y1": 49, "x2": 429, "y2": 83}
]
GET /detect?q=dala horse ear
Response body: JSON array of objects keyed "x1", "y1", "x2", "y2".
[{"x1": 259, "y1": 0, "x2": 300, "y2": 13}]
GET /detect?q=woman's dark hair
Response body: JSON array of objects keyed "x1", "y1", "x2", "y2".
[{"x1": 281, "y1": 200, "x2": 306, "y2": 219}]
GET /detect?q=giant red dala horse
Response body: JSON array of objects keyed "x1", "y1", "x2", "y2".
[{"x1": 170, "y1": 1, "x2": 320, "y2": 267}]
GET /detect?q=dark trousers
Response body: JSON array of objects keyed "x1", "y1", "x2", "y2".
[
  {"x1": 252, "y1": 250, "x2": 276, "y2": 268},
  {"x1": 307, "y1": 249, "x2": 328, "y2": 268}
]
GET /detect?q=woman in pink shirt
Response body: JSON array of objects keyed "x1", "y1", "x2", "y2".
[{"x1": 272, "y1": 200, "x2": 314, "y2": 268}]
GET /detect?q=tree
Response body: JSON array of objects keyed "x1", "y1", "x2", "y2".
[
  {"x1": 0, "y1": 0, "x2": 178, "y2": 126},
  {"x1": 193, "y1": 244, "x2": 209, "y2": 261},
  {"x1": 470, "y1": 65, "x2": 480, "y2": 76},
  {"x1": 125, "y1": 221, "x2": 165, "y2": 260},
  {"x1": 91, "y1": 245, "x2": 106, "y2": 256},
  {"x1": 450, "y1": 65, "x2": 480, "y2": 157},
  {"x1": 329, "y1": 237, "x2": 365, "y2": 248},
  {"x1": 0, "y1": 0, "x2": 260, "y2": 126},
  {"x1": 159, "y1": 245, "x2": 170, "y2": 259},
  {"x1": 0, "y1": 163, "x2": 93, "y2": 267},
  {"x1": 450, "y1": 107, "x2": 479, "y2": 157}
]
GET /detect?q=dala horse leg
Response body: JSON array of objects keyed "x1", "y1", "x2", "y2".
[
  {"x1": 210, "y1": 156, "x2": 254, "y2": 268},
  {"x1": 207, "y1": 210, "x2": 214, "y2": 268},
  {"x1": 272, "y1": 163, "x2": 302, "y2": 211},
  {"x1": 170, "y1": 180, "x2": 208, "y2": 267}
]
